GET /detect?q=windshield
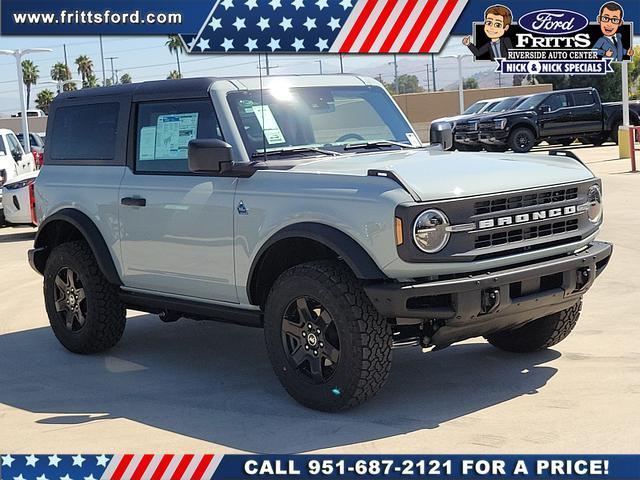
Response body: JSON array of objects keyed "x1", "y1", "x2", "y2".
[
  {"x1": 516, "y1": 93, "x2": 546, "y2": 111},
  {"x1": 463, "y1": 101, "x2": 488, "y2": 115},
  {"x1": 228, "y1": 85, "x2": 417, "y2": 157},
  {"x1": 487, "y1": 97, "x2": 520, "y2": 113}
]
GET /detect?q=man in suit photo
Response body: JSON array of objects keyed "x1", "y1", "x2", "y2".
[
  {"x1": 593, "y1": 2, "x2": 634, "y2": 61},
  {"x1": 462, "y1": 5, "x2": 513, "y2": 61}
]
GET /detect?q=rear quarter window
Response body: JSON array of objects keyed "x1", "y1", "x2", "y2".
[{"x1": 49, "y1": 103, "x2": 120, "y2": 161}]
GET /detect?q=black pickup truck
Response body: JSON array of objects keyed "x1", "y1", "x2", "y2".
[{"x1": 478, "y1": 88, "x2": 640, "y2": 153}]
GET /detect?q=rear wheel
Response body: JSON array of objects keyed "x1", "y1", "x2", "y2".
[
  {"x1": 44, "y1": 241, "x2": 126, "y2": 354},
  {"x1": 264, "y1": 260, "x2": 392, "y2": 411},
  {"x1": 559, "y1": 138, "x2": 575, "y2": 146},
  {"x1": 0, "y1": 209, "x2": 5, "y2": 227},
  {"x1": 485, "y1": 301, "x2": 582, "y2": 353},
  {"x1": 610, "y1": 122, "x2": 622, "y2": 144},
  {"x1": 508, "y1": 127, "x2": 536, "y2": 153}
]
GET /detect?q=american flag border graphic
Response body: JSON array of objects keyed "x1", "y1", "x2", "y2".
[
  {"x1": 180, "y1": 0, "x2": 468, "y2": 54},
  {"x1": 0, "y1": 454, "x2": 223, "y2": 480}
]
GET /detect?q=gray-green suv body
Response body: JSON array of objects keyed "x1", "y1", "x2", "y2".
[{"x1": 29, "y1": 75, "x2": 612, "y2": 411}]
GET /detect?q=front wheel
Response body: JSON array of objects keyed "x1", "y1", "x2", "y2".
[
  {"x1": 44, "y1": 241, "x2": 126, "y2": 354},
  {"x1": 485, "y1": 301, "x2": 582, "y2": 353},
  {"x1": 508, "y1": 127, "x2": 536, "y2": 153},
  {"x1": 264, "y1": 261, "x2": 392, "y2": 411}
]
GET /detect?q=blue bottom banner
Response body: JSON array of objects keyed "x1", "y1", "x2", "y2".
[{"x1": 2, "y1": 454, "x2": 640, "y2": 479}]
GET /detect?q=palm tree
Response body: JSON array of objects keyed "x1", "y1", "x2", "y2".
[
  {"x1": 75, "y1": 55, "x2": 94, "y2": 88},
  {"x1": 120, "y1": 73, "x2": 132, "y2": 84},
  {"x1": 51, "y1": 62, "x2": 73, "y2": 92},
  {"x1": 21, "y1": 60, "x2": 39, "y2": 109},
  {"x1": 84, "y1": 73, "x2": 99, "y2": 88},
  {"x1": 36, "y1": 89, "x2": 55, "y2": 114},
  {"x1": 167, "y1": 70, "x2": 182, "y2": 80},
  {"x1": 166, "y1": 35, "x2": 184, "y2": 77}
]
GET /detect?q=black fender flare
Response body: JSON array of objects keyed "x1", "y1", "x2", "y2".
[
  {"x1": 246, "y1": 222, "x2": 387, "y2": 304},
  {"x1": 33, "y1": 208, "x2": 122, "y2": 285},
  {"x1": 509, "y1": 121, "x2": 539, "y2": 138}
]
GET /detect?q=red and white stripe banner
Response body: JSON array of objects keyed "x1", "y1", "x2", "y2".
[
  {"x1": 330, "y1": 0, "x2": 468, "y2": 53},
  {"x1": 100, "y1": 454, "x2": 223, "y2": 480}
]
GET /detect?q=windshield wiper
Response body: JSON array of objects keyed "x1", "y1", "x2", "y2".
[
  {"x1": 343, "y1": 140, "x2": 418, "y2": 151},
  {"x1": 251, "y1": 146, "x2": 339, "y2": 159}
]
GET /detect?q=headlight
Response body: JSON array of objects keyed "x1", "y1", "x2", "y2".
[
  {"x1": 587, "y1": 184, "x2": 603, "y2": 223},
  {"x1": 413, "y1": 209, "x2": 450, "y2": 253},
  {"x1": 469, "y1": 121, "x2": 479, "y2": 131},
  {"x1": 494, "y1": 118, "x2": 507, "y2": 129}
]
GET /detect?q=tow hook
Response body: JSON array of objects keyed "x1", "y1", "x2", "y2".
[
  {"x1": 481, "y1": 288, "x2": 501, "y2": 315},
  {"x1": 159, "y1": 310, "x2": 181, "y2": 323},
  {"x1": 575, "y1": 267, "x2": 592, "y2": 291}
]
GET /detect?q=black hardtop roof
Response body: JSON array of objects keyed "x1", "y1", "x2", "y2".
[{"x1": 56, "y1": 77, "x2": 217, "y2": 101}]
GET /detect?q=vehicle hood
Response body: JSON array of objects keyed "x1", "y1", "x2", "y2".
[
  {"x1": 288, "y1": 149, "x2": 594, "y2": 202},
  {"x1": 432, "y1": 113, "x2": 479, "y2": 124}
]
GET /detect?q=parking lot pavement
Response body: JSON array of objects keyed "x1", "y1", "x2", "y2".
[{"x1": 1, "y1": 145, "x2": 638, "y2": 454}]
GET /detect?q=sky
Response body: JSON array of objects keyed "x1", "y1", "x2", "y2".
[{"x1": 0, "y1": 34, "x2": 490, "y2": 116}]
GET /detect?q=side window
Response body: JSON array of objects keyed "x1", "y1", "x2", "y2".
[
  {"x1": 0, "y1": 136, "x2": 5, "y2": 155},
  {"x1": 135, "y1": 100, "x2": 222, "y2": 173},
  {"x1": 50, "y1": 103, "x2": 120, "y2": 161},
  {"x1": 573, "y1": 91, "x2": 595, "y2": 107},
  {"x1": 6, "y1": 133, "x2": 24, "y2": 155},
  {"x1": 546, "y1": 94, "x2": 569, "y2": 111}
]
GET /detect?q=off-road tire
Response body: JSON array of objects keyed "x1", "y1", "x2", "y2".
[
  {"x1": 611, "y1": 122, "x2": 621, "y2": 144},
  {"x1": 0, "y1": 209, "x2": 5, "y2": 227},
  {"x1": 508, "y1": 127, "x2": 536, "y2": 153},
  {"x1": 484, "y1": 145, "x2": 508, "y2": 153},
  {"x1": 485, "y1": 301, "x2": 582, "y2": 353},
  {"x1": 44, "y1": 241, "x2": 126, "y2": 354},
  {"x1": 264, "y1": 260, "x2": 392, "y2": 412}
]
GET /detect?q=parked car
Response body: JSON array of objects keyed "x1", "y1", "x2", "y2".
[
  {"x1": 478, "y1": 88, "x2": 640, "y2": 153},
  {"x1": 1, "y1": 170, "x2": 38, "y2": 226},
  {"x1": 430, "y1": 97, "x2": 507, "y2": 151},
  {"x1": 454, "y1": 95, "x2": 532, "y2": 151},
  {"x1": 30, "y1": 76, "x2": 612, "y2": 411},
  {"x1": 17, "y1": 132, "x2": 45, "y2": 168},
  {"x1": 0, "y1": 128, "x2": 36, "y2": 225},
  {"x1": 11, "y1": 109, "x2": 46, "y2": 118}
]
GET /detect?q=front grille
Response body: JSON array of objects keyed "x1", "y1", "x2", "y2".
[
  {"x1": 474, "y1": 219, "x2": 580, "y2": 249},
  {"x1": 479, "y1": 121, "x2": 494, "y2": 130},
  {"x1": 473, "y1": 187, "x2": 579, "y2": 215},
  {"x1": 456, "y1": 122, "x2": 478, "y2": 132}
]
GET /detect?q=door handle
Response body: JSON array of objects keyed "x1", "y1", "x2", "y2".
[{"x1": 121, "y1": 197, "x2": 147, "y2": 207}]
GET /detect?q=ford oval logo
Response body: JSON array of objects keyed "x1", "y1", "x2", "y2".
[{"x1": 518, "y1": 9, "x2": 589, "y2": 36}]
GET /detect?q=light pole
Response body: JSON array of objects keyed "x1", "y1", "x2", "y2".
[
  {"x1": 106, "y1": 56, "x2": 118, "y2": 85},
  {"x1": 0, "y1": 48, "x2": 52, "y2": 152},
  {"x1": 443, "y1": 54, "x2": 471, "y2": 114}
]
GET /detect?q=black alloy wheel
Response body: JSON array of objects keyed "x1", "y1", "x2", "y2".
[
  {"x1": 53, "y1": 267, "x2": 88, "y2": 332},
  {"x1": 281, "y1": 296, "x2": 340, "y2": 383}
]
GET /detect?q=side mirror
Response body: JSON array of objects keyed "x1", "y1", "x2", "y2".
[
  {"x1": 539, "y1": 105, "x2": 551, "y2": 114},
  {"x1": 429, "y1": 122, "x2": 454, "y2": 151},
  {"x1": 188, "y1": 139, "x2": 233, "y2": 174},
  {"x1": 12, "y1": 150, "x2": 22, "y2": 162}
]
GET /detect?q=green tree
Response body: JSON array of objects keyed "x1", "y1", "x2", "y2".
[
  {"x1": 21, "y1": 60, "x2": 39, "y2": 109},
  {"x1": 167, "y1": 70, "x2": 182, "y2": 80},
  {"x1": 84, "y1": 73, "x2": 99, "y2": 88},
  {"x1": 35, "y1": 89, "x2": 55, "y2": 114},
  {"x1": 51, "y1": 62, "x2": 74, "y2": 92},
  {"x1": 396, "y1": 74, "x2": 424, "y2": 94},
  {"x1": 120, "y1": 73, "x2": 132, "y2": 84},
  {"x1": 75, "y1": 55, "x2": 94, "y2": 88},
  {"x1": 463, "y1": 77, "x2": 479, "y2": 90},
  {"x1": 166, "y1": 35, "x2": 184, "y2": 77}
]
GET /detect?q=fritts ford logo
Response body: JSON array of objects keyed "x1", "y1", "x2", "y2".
[{"x1": 462, "y1": 2, "x2": 635, "y2": 75}]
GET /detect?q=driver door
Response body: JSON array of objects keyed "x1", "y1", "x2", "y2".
[{"x1": 538, "y1": 93, "x2": 572, "y2": 137}]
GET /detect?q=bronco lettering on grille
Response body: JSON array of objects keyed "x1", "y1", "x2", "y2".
[{"x1": 477, "y1": 205, "x2": 577, "y2": 229}]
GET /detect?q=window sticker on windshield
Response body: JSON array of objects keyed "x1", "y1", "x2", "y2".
[
  {"x1": 155, "y1": 112, "x2": 199, "y2": 159},
  {"x1": 251, "y1": 105, "x2": 286, "y2": 144},
  {"x1": 406, "y1": 132, "x2": 422, "y2": 147},
  {"x1": 139, "y1": 126, "x2": 157, "y2": 160}
]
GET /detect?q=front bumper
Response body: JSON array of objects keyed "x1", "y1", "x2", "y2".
[
  {"x1": 365, "y1": 241, "x2": 612, "y2": 347},
  {"x1": 454, "y1": 131, "x2": 480, "y2": 146},
  {"x1": 479, "y1": 129, "x2": 509, "y2": 145}
]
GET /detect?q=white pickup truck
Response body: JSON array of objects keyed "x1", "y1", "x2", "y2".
[{"x1": 0, "y1": 128, "x2": 36, "y2": 225}]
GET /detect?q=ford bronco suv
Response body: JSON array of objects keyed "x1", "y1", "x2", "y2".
[{"x1": 30, "y1": 75, "x2": 612, "y2": 411}]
